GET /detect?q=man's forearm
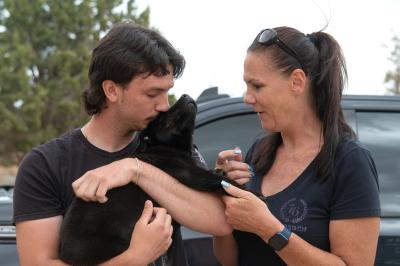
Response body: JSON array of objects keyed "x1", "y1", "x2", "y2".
[{"x1": 136, "y1": 160, "x2": 232, "y2": 235}]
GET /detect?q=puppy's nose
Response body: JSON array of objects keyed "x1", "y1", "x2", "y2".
[{"x1": 181, "y1": 94, "x2": 194, "y2": 102}]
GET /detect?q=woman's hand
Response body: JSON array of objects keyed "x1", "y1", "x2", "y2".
[
  {"x1": 221, "y1": 181, "x2": 282, "y2": 239},
  {"x1": 215, "y1": 147, "x2": 254, "y2": 185},
  {"x1": 72, "y1": 158, "x2": 138, "y2": 203}
]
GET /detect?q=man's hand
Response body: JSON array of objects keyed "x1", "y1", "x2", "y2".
[
  {"x1": 215, "y1": 147, "x2": 254, "y2": 185},
  {"x1": 128, "y1": 200, "x2": 173, "y2": 265},
  {"x1": 72, "y1": 158, "x2": 137, "y2": 203}
]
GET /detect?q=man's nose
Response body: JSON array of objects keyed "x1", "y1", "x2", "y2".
[{"x1": 156, "y1": 97, "x2": 170, "y2": 112}]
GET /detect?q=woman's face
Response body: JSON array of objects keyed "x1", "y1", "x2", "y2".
[{"x1": 243, "y1": 51, "x2": 295, "y2": 132}]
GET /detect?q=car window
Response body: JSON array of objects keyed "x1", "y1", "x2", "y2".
[
  {"x1": 356, "y1": 112, "x2": 400, "y2": 217},
  {"x1": 194, "y1": 113, "x2": 265, "y2": 168},
  {"x1": 194, "y1": 107, "x2": 400, "y2": 219}
]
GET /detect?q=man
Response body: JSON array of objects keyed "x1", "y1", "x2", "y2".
[{"x1": 13, "y1": 22, "x2": 231, "y2": 266}]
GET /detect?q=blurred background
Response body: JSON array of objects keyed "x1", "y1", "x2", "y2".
[
  {"x1": 0, "y1": 0, "x2": 399, "y2": 180},
  {"x1": 135, "y1": 0, "x2": 400, "y2": 98}
]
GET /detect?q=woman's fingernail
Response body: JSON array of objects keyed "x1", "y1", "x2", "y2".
[
  {"x1": 247, "y1": 165, "x2": 255, "y2": 177},
  {"x1": 221, "y1": 180, "x2": 231, "y2": 188},
  {"x1": 234, "y1": 147, "x2": 242, "y2": 154}
]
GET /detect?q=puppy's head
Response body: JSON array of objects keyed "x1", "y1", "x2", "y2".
[{"x1": 141, "y1": 94, "x2": 197, "y2": 153}]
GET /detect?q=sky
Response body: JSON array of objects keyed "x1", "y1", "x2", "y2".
[{"x1": 134, "y1": 0, "x2": 400, "y2": 100}]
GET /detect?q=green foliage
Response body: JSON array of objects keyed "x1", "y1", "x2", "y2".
[
  {"x1": 168, "y1": 94, "x2": 177, "y2": 105},
  {"x1": 385, "y1": 35, "x2": 400, "y2": 95},
  {"x1": 0, "y1": 0, "x2": 150, "y2": 164}
]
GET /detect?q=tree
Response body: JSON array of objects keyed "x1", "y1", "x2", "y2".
[
  {"x1": 0, "y1": 0, "x2": 150, "y2": 164},
  {"x1": 168, "y1": 94, "x2": 177, "y2": 105},
  {"x1": 385, "y1": 35, "x2": 400, "y2": 95}
]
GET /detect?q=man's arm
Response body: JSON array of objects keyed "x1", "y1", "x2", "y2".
[
  {"x1": 213, "y1": 234, "x2": 239, "y2": 266},
  {"x1": 16, "y1": 216, "x2": 69, "y2": 266},
  {"x1": 72, "y1": 158, "x2": 232, "y2": 236},
  {"x1": 137, "y1": 160, "x2": 231, "y2": 235}
]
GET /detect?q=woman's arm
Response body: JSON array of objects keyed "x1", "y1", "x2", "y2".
[
  {"x1": 222, "y1": 184, "x2": 380, "y2": 266},
  {"x1": 272, "y1": 217, "x2": 380, "y2": 266}
]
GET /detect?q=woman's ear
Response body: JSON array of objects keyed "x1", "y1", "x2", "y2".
[
  {"x1": 102, "y1": 80, "x2": 120, "y2": 103},
  {"x1": 290, "y1": 69, "x2": 307, "y2": 96}
]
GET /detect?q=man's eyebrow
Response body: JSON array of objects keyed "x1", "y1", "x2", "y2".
[{"x1": 145, "y1": 87, "x2": 170, "y2": 93}]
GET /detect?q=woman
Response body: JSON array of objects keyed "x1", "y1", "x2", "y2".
[{"x1": 214, "y1": 27, "x2": 380, "y2": 266}]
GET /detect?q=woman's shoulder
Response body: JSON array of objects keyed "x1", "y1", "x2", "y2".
[
  {"x1": 336, "y1": 135, "x2": 371, "y2": 157},
  {"x1": 335, "y1": 135, "x2": 375, "y2": 171}
]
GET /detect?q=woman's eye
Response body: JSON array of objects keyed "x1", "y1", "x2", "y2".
[{"x1": 253, "y1": 84, "x2": 263, "y2": 90}]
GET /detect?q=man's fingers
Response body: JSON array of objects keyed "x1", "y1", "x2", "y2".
[
  {"x1": 165, "y1": 214, "x2": 172, "y2": 229},
  {"x1": 74, "y1": 178, "x2": 93, "y2": 201},
  {"x1": 96, "y1": 183, "x2": 109, "y2": 203},
  {"x1": 138, "y1": 200, "x2": 154, "y2": 224},
  {"x1": 167, "y1": 238, "x2": 173, "y2": 249},
  {"x1": 169, "y1": 223, "x2": 174, "y2": 238},
  {"x1": 165, "y1": 214, "x2": 173, "y2": 239},
  {"x1": 71, "y1": 177, "x2": 83, "y2": 191},
  {"x1": 152, "y1": 207, "x2": 167, "y2": 223}
]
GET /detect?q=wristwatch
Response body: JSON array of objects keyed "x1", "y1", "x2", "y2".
[{"x1": 268, "y1": 227, "x2": 292, "y2": 251}]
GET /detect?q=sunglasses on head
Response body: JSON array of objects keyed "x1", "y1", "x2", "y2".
[{"x1": 257, "y1": 28, "x2": 307, "y2": 75}]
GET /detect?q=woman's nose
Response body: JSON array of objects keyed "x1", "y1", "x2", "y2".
[{"x1": 243, "y1": 93, "x2": 256, "y2": 105}]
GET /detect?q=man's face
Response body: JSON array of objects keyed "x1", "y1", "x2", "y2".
[{"x1": 115, "y1": 71, "x2": 174, "y2": 132}]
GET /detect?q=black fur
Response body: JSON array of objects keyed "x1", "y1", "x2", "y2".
[{"x1": 59, "y1": 95, "x2": 242, "y2": 265}]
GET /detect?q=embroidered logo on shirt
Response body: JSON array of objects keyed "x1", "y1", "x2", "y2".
[{"x1": 280, "y1": 198, "x2": 308, "y2": 224}]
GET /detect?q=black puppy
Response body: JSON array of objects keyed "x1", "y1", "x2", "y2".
[{"x1": 59, "y1": 95, "x2": 241, "y2": 265}]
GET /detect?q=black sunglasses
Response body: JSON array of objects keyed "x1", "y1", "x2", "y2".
[{"x1": 258, "y1": 29, "x2": 307, "y2": 75}]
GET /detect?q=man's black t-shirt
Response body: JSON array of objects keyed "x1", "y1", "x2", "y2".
[
  {"x1": 233, "y1": 137, "x2": 381, "y2": 266},
  {"x1": 13, "y1": 128, "x2": 188, "y2": 266}
]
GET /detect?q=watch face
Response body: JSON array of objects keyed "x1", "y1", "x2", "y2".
[
  {"x1": 268, "y1": 228, "x2": 291, "y2": 251},
  {"x1": 269, "y1": 233, "x2": 288, "y2": 251}
]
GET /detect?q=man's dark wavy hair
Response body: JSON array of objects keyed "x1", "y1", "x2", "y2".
[{"x1": 82, "y1": 21, "x2": 185, "y2": 115}]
